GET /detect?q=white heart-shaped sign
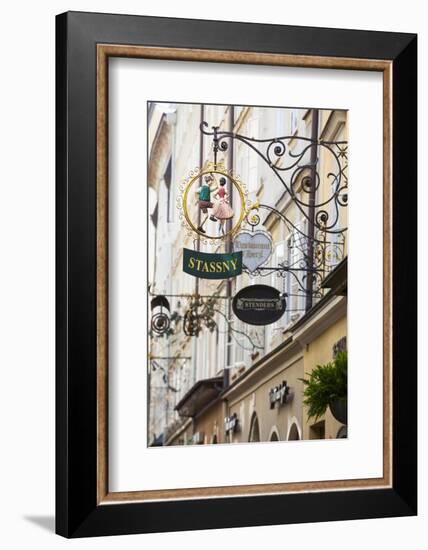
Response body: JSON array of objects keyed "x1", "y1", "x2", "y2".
[{"x1": 233, "y1": 231, "x2": 273, "y2": 273}]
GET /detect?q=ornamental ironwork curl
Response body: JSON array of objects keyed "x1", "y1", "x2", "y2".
[
  {"x1": 200, "y1": 121, "x2": 348, "y2": 234},
  {"x1": 151, "y1": 311, "x2": 171, "y2": 336},
  {"x1": 160, "y1": 292, "x2": 264, "y2": 352},
  {"x1": 241, "y1": 202, "x2": 345, "y2": 295}
]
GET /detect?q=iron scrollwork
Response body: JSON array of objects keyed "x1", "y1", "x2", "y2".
[
  {"x1": 200, "y1": 121, "x2": 348, "y2": 235},
  {"x1": 241, "y1": 202, "x2": 345, "y2": 298}
]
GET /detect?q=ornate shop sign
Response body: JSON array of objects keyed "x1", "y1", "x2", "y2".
[
  {"x1": 232, "y1": 284, "x2": 286, "y2": 326},
  {"x1": 183, "y1": 248, "x2": 242, "y2": 279},
  {"x1": 233, "y1": 230, "x2": 273, "y2": 273},
  {"x1": 269, "y1": 381, "x2": 290, "y2": 409},
  {"x1": 176, "y1": 162, "x2": 248, "y2": 242},
  {"x1": 224, "y1": 413, "x2": 239, "y2": 435}
]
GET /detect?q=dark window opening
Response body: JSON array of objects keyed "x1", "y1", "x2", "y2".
[
  {"x1": 309, "y1": 420, "x2": 325, "y2": 440},
  {"x1": 270, "y1": 430, "x2": 279, "y2": 441},
  {"x1": 164, "y1": 158, "x2": 172, "y2": 222},
  {"x1": 249, "y1": 413, "x2": 260, "y2": 442},
  {"x1": 288, "y1": 423, "x2": 300, "y2": 441}
]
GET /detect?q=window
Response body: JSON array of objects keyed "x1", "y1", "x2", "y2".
[
  {"x1": 336, "y1": 426, "x2": 347, "y2": 439},
  {"x1": 267, "y1": 240, "x2": 289, "y2": 347},
  {"x1": 309, "y1": 420, "x2": 325, "y2": 440},
  {"x1": 247, "y1": 115, "x2": 259, "y2": 193},
  {"x1": 324, "y1": 199, "x2": 345, "y2": 274},
  {"x1": 288, "y1": 220, "x2": 308, "y2": 317},
  {"x1": 248, "y1": 413, "x2": 260, "y2": 442},
  {"x1": 290, "y1": 109, "x2": 299, "y2": 134},
  {"x1": 270, "y1": 429, "x2": 280, "y2": 442},
  {"x1": 276, "y1": 109, "x2": 286, "y2": 137},
  {"x1": 234, "y1": 105, "x2": 244, "y2": 122},
  {"x1": 288, "y1": 423, "x2": 300, "y2": 440},
  {"x1": 164, "y1": 158, "x2": 172, "y2": 222},
  {"x1": 231, "y1": 319, "x2": 254, "y2": 369}
]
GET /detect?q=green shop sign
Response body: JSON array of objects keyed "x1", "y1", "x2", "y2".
[{"x1": 183, "y1": 248, "x2": 242, "y2": 279}]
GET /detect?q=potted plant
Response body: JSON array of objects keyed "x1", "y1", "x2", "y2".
[{"x1": 301, "y1": 351, "x2": 347, "y2": 424}]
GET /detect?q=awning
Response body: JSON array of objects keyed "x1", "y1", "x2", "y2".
[
  {"x1": 320, "y1": 257, "x2": 347, "y2": 295},
  {"x1": 175, "y1": 376, "x2": 223, "y2": 418}
]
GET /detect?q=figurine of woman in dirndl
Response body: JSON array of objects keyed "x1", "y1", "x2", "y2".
[{"x1": 212, "y1": 177, "x2": 234, "y2": 235}]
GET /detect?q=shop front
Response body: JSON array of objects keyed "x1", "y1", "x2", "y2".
[
  {"x1": 295, "y1": 296, "x2": 347, "y2": 440},
  {"x1": 222, "y1": 341, "x2": 304, "y2": 443},
  {"x1": 167, "y1": 376, "x2": 225, "y2": 445},
  {"x1": 192, "y1": 398, "x2": 226, "y2": 445}
]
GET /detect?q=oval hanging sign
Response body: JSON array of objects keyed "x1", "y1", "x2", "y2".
[{"x1": 232, "y1": 285, "x2": 286, "y2": 326}]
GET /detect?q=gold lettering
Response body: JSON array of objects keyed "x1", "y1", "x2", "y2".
[
  {"x1": 222, "y1": 261, "x2": 229, "y2": 271},
  {"x1": 230, "y1": 258, "x2": 237, "y2": 271},
  {"x1": 195, "y1": 259, "x2": 202, "y2": 271},
  {"x1": 188, "y1": 257, "x2": 195, "y2": 269},
  {"x1": 216, "y1": 262, "x2": 223, "y2": 272},
  {"x1": 209, "y1": 261, "x2": 216, "y2": 272}
]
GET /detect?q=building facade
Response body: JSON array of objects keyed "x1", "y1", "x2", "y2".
[{"x1": 148, "y1": 101, "x2": 348, "y2": 446}]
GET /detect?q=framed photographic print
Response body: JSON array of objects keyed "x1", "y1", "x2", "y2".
[{"x1": 56, "y1": 11, "x2": 417, "y2": 538}]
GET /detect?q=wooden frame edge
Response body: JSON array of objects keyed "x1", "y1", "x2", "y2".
[
  {"x1": 97, "y1": 45, "x2": 109, "y2": 503},
  {"x1": 96, "y1": 43, "x2": 393, "y2": 504},
  {"x1": 98, "y1": 44, "x2": 391, "y2": 71}
]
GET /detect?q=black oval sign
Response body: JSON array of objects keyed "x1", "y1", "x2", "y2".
[{"x1": 232, "y1": 285, "x2": 286, "y2": 326}]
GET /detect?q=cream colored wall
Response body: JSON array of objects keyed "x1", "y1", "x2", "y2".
[
  {"x1": 302, "y1": 315, "x2": 347, "y2": 439},
  {"x1": 318, "y1": 110, "x2": 349, "y2": 261},
  {"x1": 193, "y1": 401, "x2": 225, "y2": 444},
  {"x1": 227, "y1": 357, "x2": 304, "y2": 443}
]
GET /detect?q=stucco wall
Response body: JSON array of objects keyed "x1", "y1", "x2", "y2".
[
  {"x1": 302, "y1": 315, "x2": 347, "y2": 439},
  {"x1": 226, "y1": 356, "x2": 304, "y2": 443}
]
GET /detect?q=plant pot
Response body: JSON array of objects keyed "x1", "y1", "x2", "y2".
[{"x1": 329, "y1": 398, "x2": 347, "y2": 424}]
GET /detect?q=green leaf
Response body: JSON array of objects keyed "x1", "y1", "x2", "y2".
[{"x1": 300, "y1": 351, "x2": 347, "y2": 422}]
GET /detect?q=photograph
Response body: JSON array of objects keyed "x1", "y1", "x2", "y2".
[
  {"x1": 0, "y1": 0, "x2": 422, "y2": 546},
  {"x1": 50, "y1": 8, "x2": 418, "y2": 539},
  {"x1": 148, "y1": 101, "x2": 348, "y2": 446}
]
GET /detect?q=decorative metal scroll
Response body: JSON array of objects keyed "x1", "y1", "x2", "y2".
[
  {"x1": 149, "y1": 289, "x2": 264, "y2": 353},
  {"x1": 200, "y1": 122, "x2": 348, "y2": 235},
  {"x1": 243, "y1": 203, "x2": 345, "y2": 297},
  {"x1": 150, "y1": 295, "x2": 172, "y2": 336}
]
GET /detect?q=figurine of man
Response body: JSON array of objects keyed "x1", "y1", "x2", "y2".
[{"x1": 195, "y1": 174, "x2": 217, "y2": 233}]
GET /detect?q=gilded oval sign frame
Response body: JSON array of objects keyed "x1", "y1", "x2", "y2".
[{"x1": 177, "y1": 163, "x2": 248, "y2": 241}]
